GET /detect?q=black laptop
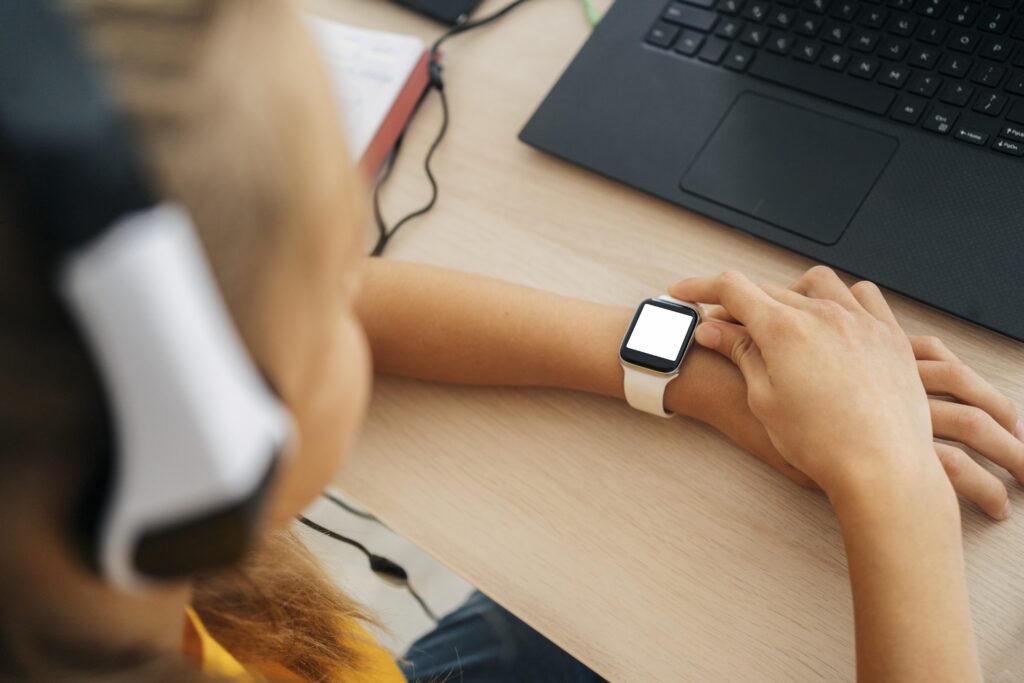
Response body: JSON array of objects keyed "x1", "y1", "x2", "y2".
[
  {"x1": 393, "y1": 0, "x2": 483, "y2": 25},
  {"x1": 521, "y1": 0, "x2": 1024, "y2": 341}
]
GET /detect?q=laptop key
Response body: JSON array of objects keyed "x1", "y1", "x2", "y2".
[
  {"x1": 831, "y1": 0, "x2": 858, "y2": 20},
  {"x1": 879, "y1": 63, "x2": 911, "y2": 86},
  {"x1": 992, "y1": 137, "x2": 1024, "y2": 155},
  {"x1": 973, "y1": 90, "x2": 1008, "y2": 116},
  {"x1": 716, "y1": 18, "x2": 744, "y2": 39},
  {"x1": 939, "y1": 54, "x2": 971, "y2": 77},
  {"x1": 768, "y1": 34, "x2": 795, "y2": 53},
  {"x1": 717, "y1": 0, "x2": 745, "y2": 15},
  {"x1": 724, "y1": 45, "x2": 756, "y2": 70},
  {"x1": 743, "y1": 0, "x2": 771, "y2": 21},
  {"x1": 916, "y1": 0, "x2": 947, "y2": 19},
  {"x1": 665, "y1": 3, "x2": 693, "y2": 22},
  {"x1": 850, "y1": 29, "x2": 880, "y2": 51},
  {"x1": 907, "y1": 45, "x2": 940, "y2": 69},
  {"x1": 971, "y1": 64, "x2": 1005, "y2": 88},
  {"x1": 939, "y1": 81, "x2": 973, "y2": 105},
  {"x1": 954, "y1": 126, "x2": 989, "y2": 144},
  {"x1": 1006, "y1": 71, "x2": 1024, "y2": 95},
  {"x1": 646, "y1": 22, "x2": 681, "y2": 48},
  {"x1": 822, "y1": 46, "x2": 851, "y2": 70},
  {"x1": 1006, "y1": 100, "x2": 1024, "y2": 124},
  {"x1": 698, "y1": 36, "x2": 731, "y2": 63},
  {"x1": 850, "y1": 56, "x2": 881, "y2": 78},
  {"x1": 908, "y1": 72, "x2": 942, "y2": 96},
  {"x1": 978, "y1": 8, "x2": 1012, "y2": 34},
  {"x1": 673, "y1": 5, "x2": 718, "y2": 31},
  {"x1": 947, "y1": 2, "x2": 978, "y2": 26},
  {"x1": 1001, "y1": 124, "x2": 1024, "y2": 142},
  {"x1": 879, "y1": 37, "x2": 909, "y2": 60},
  {"x1": 948, "y1": 29, "x2": 980, "y2": 53},
  {"x1": 740, "y1": 25, "x2": 770, "y2": 46},
  {"x1": 822, "y1": 20, "x2": 851, "y2": 44},
  {"x1": 891, "y1": 95, "x2": 928, "y2": 123},
  {"x1": 979, "y1": 37, "x2": 1012, "y2": 62},
  {"x1": 796, "y1": 13, "x2": 824, "y2": 36},
  {"x1": 886, "y1": 14, "x2": 918, "y2": 36},
  {"x1": 683, "y1": 0, "x2": 717, "y2": 8},
  {"x1": 917, "y1": 21, "x2": 948, "y2": 45},
  {"x1": 858, "y1": 6, "x2": 888, "y2": 28},
  {"x1": 922, "y1": 104, "x2": 959, "y2": 133},
  {"x1": 794, "y1": 39, "x2": 824, "y2": 61},
  {"x1": 748, "y1": 52, "x2": 896, "y2": 113},
  {"x1": 769, "y1": 8, "x2": 796, "y2": 28},
  {"x1": 675, "y1": 29, "x2": 707, "y2": 55}
]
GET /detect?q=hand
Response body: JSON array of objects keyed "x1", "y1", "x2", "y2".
[
  {"x1": 669, "y1": 268, "x2": 944, "y2": 498},
  {"x1": 685, "y1": 267, "x2": 1021, "y2": 519}
]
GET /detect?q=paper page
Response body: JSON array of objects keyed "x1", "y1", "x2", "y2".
[{"x1": 306, "y1": 16, "x2": 425, "y2": 160}]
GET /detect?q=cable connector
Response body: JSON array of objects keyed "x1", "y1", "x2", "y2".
[{"x1": 428, "y1": 59, "x2": 445, "y2": 90}]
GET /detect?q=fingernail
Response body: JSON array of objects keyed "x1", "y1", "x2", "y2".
[
  {"x1": 1014, "y1": 419, "x2": 1024, "y2": 442},
  {"x1": 1001, "y1": 499, "x2": 1012, "y2": 520},
  {"x1": 696, "y1": 324, "x2": 721, "y2": 347}
]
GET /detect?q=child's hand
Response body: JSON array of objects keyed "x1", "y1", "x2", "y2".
[
  {"x1": 670, "y1": 268, "x2": 951, "y2": 500},
  {"x1": 680, "y1": 267, "x2": 1021, "y2": 519}
]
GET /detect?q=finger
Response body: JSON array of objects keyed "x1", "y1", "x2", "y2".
[
  {"x1": 790, "y1": 265, "x2": 860, "y2": 310},
  {"x1": 703, "y1": 304, "x2": 736, "y2": 323},
  {"x1": 934, "y1": 443, "x2": 1011, "y2": 521},
  {"x1": 669, "y1": 272, "x2": 780, "y2": 332},
  {"x1": 849, "y1": 280, "x2": 898, "y2": 324},
  {"x1": 697, "y1": 282, "x2": 814, "y2": 320},
  {"x1": 760, "y1": 283, "x2": 818, "y2": 310},
  {"x1": 919, "y1": 360, "x2": 1019, "y2": 435},
  {"x1": 910, "y1": 335, "x2": 959, "y2": 363},
  {"x1": 693, "y1": 321, "x2": 770, "y2": 392},
  {"x1": 931, "y1": 399, "x2": 1024, "y2": 483}
]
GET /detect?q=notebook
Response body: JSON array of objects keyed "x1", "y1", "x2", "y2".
[{"x1": 307, "y1": 16, "x2": 431, "y2": 176}]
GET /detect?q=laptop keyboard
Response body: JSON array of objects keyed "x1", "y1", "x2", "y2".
[{"x1": 646, "y1": 0, "x2": 1024, "y2": 156}]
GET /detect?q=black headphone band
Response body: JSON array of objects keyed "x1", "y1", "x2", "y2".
[{"x1": 0, "y1": 0, "x2": 154, "y2": 262}]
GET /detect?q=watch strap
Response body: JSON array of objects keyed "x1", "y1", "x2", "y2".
[{"x1": 623, "y1": 366, "x2": 676, "y2": 418}]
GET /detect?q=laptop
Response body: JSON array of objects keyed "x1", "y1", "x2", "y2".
[
  {"x1": 393, "y1": 0, "x2": 483, "y2": 25},
  {"x1": 521, "y1": 0, "x2": 1024, "y2": 342}
]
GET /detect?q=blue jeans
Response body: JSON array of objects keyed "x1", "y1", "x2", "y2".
[{"x1": 400, "y1": 591, "x2": 606, "y2": 682}]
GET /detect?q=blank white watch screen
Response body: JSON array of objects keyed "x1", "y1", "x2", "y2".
[{"x1": 626, "y1": 304, "x2": 695, "y2": 361}]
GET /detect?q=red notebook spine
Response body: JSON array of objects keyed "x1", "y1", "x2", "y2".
[{"x1": 358, "y1": 49, "x2": 431, "y2": 178}]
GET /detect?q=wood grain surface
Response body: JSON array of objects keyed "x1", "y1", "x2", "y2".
[{"x1": 317, "y1": 1, "x2": 1024, "y2": 679}]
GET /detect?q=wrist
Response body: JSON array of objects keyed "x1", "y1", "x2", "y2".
[
  {"x1": 827, "y1": 451, "x2": 958, "y2": 526},
  {"x1": 664, "y1": 346, "x2": 743, "y2": 424}
]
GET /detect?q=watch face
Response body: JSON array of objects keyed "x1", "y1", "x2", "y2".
[{"x1": 619, "y1": 299, "x2": 700, "y2": 373}]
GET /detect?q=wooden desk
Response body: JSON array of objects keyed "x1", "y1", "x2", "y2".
[{"x1": 319, "y1": 1, "x2": 1024, "y2": 679}]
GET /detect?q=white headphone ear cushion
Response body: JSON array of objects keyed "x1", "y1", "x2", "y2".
[{"x1": 60, "y1": 203, "x2": 294, "y2": 590}]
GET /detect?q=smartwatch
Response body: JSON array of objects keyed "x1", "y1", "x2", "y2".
[{"x1": 619, "y1": 295, "x2": 701, "y2": 418}]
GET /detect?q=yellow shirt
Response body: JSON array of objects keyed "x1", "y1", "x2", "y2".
[{"x1": 184, "y1": 607, "x2": 405, "y2": 682}]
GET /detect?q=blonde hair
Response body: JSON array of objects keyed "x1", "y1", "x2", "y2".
[{"x1": 0, "y1": 0, "x2": 369, "y2": 680}]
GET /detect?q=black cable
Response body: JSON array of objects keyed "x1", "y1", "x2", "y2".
[
  {"x1": 429, "y1": 0, "x2": 530, "y2": 57},
  {"x1": 297, "y1": 515, "x2": 440, "y2": 623},
  {"x1": 323, "y1": 490, "x2": 379, "y2": 522},
  {"x1": 370, "y1": 87, "x2": 447, "y2": 257},
  {"x1": 370, "y1": 0, "x2": 533, "y2": 256}
]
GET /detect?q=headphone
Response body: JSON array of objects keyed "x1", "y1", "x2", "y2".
[{"x1": 0, "y1": 1, "x2": 293, "y2": 590}]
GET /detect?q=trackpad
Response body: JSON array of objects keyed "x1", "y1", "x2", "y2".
[{"x1": 681, "y1": 93, "x2": 897, "y2": 245}]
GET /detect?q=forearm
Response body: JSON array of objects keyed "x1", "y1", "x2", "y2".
[
  {"x1": 355, "y1": 259, "x2": 739, "y2": 426},
  {"x1": 830, "y1": 465, "x2": 980, "y2": 683}
]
